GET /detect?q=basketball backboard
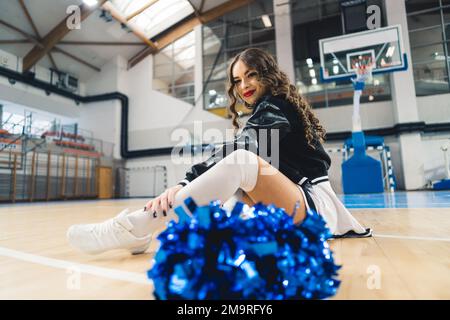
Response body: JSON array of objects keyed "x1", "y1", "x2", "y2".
[{"x1": 319, "y1": 25, "x2": 408, "y2": 82}]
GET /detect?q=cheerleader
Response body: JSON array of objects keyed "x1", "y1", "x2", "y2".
[{"x1": 67, "y1": 48, "x2": 371, "y2": 255}]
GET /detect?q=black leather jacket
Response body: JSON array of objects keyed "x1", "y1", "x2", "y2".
[{"x1": 178, "y1": 94, "x2": 331, "y2": 186}]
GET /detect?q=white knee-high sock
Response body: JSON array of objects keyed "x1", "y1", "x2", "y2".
[
  {"x1": 127, "y1": 208, "x2": 173, "y2": 238},
  {"x1": 222, "y1": 188, "x2": 246, "y2": 212},
  {"x1": 128, "y1": 150, "x2": 258, "y2": 237},
  {"x1": 173, "y1": 149, "x2": 259, "y2": 214}
]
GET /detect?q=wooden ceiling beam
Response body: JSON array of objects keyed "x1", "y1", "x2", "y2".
[
  {"x1": 17, "y1": 0, "x2": 58, "y2": 71},
  {"x1": 127, "y1": 16, "x2": 201, "y2": 69},
  {"x1": 154, "y1": 16, "x2": 202, "y2": 52},
  {"x1": 101, "y1": 1, "x2": 158, "y2": 52},
  {"x1": 127, "y1": 0, "x2": 254, "y2": 69},
  {"x1": 22, "y1": 0, "x2": 107, "y2": 72}
]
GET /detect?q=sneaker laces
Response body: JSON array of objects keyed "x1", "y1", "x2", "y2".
[
  {"x1": 91, "y1": 218, "x2": 120, "y2": 239},
  {"x1": 90, "y1": 209, "x2": 129, "y2": 238}
]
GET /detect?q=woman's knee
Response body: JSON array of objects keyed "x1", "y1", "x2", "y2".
[
  {"x1": 228, "y1": 150, "x2": 277, "y2": 177},
  {"x1": 224, "y1": 149, "x2": 259, "y2": 166}
]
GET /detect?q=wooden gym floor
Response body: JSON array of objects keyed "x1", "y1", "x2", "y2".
[{"x1": 0, "y1": 192, "x2": 449, "y2": 300}]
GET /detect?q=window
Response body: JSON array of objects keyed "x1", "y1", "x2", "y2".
[
  {"x1": 153, "y1": 31, "x2": 195, "y2": 105},
  {"x1": 1, "y1": 110, "x2": 57, "y2": 136},
  {"x1": 292, "y1": 0, "x2": 392, "y2": 108},
  {"x1": 406, "y1": 0, "x2": 450, "y2": 96},
  {"x1": 111, "y1": 0, "x2": 194, "y2": 39},
  {"x1": 202, "y1": 0, "x2": 275, "y2": 114}
]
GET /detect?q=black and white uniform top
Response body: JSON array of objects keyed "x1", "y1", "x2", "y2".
[{"x1": 178, "y1": 94, "x2": 371, "y2": 238}]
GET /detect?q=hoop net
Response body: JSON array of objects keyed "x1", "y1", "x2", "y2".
[{"x1": 352, "y1": 56, "x2": 374, "y2": 83}]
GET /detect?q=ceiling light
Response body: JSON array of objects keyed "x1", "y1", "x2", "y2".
[
  {"x1": 261, "y1": 15, "x2": 272, "y2": 28},
  {"x1": 309, "y1": 69, "x2": 316, "y2": 77},
  {"x1": 209, "y1": 90, "x2": 217, "y2": 96},
  {"x1": 306, "y1": 58, "x2": 313, "y2": 67},
  {"x1": 311, "y1": 78, "x2": 317, "y2": 85},
  {"x1": 333, "y1": 65, "x2": 339, "y2": 75},
  {"x1": 83, "y1": 0, "x2": 98, "y2": 7}
]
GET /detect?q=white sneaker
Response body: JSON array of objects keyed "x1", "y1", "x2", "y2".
[{"x1": 67, "y1": 209, "x2": 153, "y2": 255}]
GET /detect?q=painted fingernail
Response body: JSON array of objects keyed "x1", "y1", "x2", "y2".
[
  {"x1": 163, "y1": 210, "x2": 167, "y2": 216},
  {"x1": 153, "y1": 211, "x2": 157, "y2": 218},
  {"x1": 169, "y1": 204, "x2": 172, "y2": 209},
  {"x1": 143, "y1": 206, "x2": 147, "y2": 211}
]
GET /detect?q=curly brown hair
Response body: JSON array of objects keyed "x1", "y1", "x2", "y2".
[{"x1": 226, "y1": 48, "x2": 326, "y2": 148}]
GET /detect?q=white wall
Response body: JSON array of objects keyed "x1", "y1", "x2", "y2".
[
  {"x1": 274, "y1": 0, "x2": 295, "y2": 83},
  {"x1": 417, "y1": 93, "x2": 450, "y2": 124},
  {"x1": 122, "y1": 51, "x2": 228, "y2": 148},
  {"x1": 421, "y1": 133, "x2": 450, "y2": 185},
  {"x1": 124, "y1": 54, "x2": 192, "y2": 149},
  {"x1": 385, "y1": 0, "x2": 425, "y2": 190},
  {"x1": 315, "y1": 100, "x2": 395, "y2": 132},
  {"x1": 77, "y1": 56, "x2": 123, "y2": 159},
  {"x1": 126, "y1": 155, "x2": 192, "y2": 193},
  {"x1": 0, "y1": 77, "x2": 81, "y2": 119},
  {"x1": 315, "y1": 93, "x2": 450, "y2": 132},
  {"x1": 0, "y1": 49, "x2": 82, "y2": 120}
]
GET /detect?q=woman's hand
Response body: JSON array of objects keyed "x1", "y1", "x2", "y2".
[{"x1": 144, "y1": 184, "x2": 184, "y2": 216}]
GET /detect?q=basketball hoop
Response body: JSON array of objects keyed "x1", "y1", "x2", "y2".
[
  {"x1": 352, "y1": 57, "x2": 374, "y2": 83},
  {"x1": 350, "y1": 57, "x2": 373, "y2": 133},
  {"x1": 319, "y1": 25, "x2": 407, "y2": 82}
]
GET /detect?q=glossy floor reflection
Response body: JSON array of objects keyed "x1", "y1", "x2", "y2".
[
  {"x1": 340, "y1": 191, "x2": 450, "y2": 208},
  {"x1": 0, "y1": 195, "x2": 449, "y2": 299}
]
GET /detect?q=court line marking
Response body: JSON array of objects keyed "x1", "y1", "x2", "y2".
[
  {"x1": 0, "y1": 206, "x2": 140, "y2": 215},
  {"x1": 373, "y1": 234, "x2": 450, "y2": 242},
  {"x1": 0, "y1": 246, "x2": 151, "y2": 285},
  {"x1": 346, "y1": 205, "x2": 450, "y2": 209}
]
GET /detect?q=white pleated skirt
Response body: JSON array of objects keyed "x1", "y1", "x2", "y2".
[{"x1": 296, "y1": 177, "x2": 368, "y2": 236}]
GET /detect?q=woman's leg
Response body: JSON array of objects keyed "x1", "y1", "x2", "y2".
[
  {"x1": 68, "y1": 149, "x2": 306, "y2": 255},
  {"x1": 173, "y1": 149, "x2": 306, "y2": 224},
  {"x1": 241, "y1": 191, "x2": 256, "y2": 206},
  {"x1": 222, "y1": 189, "x2": 256, "y2": 212},
  {"x1": 245, "y1": 156, "x2": 306, "y2": 224}
]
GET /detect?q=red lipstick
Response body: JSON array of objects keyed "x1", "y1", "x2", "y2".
[{"x1": 243, "y1": 90, "x2": 255, "y2": 98}]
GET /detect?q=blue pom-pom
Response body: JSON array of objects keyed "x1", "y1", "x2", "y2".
[{"x1": 148, "y1": 198, "x2": 341, "y2": 300}]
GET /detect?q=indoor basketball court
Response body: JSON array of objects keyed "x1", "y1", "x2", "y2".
[{"x1": 0, "y1": 0, "x2": 449, "y2": 301}]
